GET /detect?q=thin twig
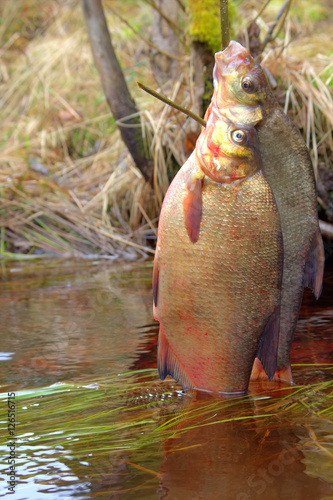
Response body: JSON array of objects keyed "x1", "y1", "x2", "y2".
[
  {"x1": 275, "y1": 30, "x2": 302, "y2": 60},
  {"x1": 272, "y1": 0, "x2": 292, "y2": 43},
  {"x1": 137, "y1": 82, "x2": 207, "y2": 127},
  {"x1": 175, "y1": 0, "x2": 186, "y2": 11},
  {"x1": 144, "y1": 0, "x2": 183, "y2": 34},
  {"x1": 253, "y1": 0, "x2": 273, "y2": 23},
  {"x1": 109, "y1": 6, "x2": 182, "y2": 61},
  {"x1": 261, "y1": 0, "x2": 291, "y2": 51},
  {"x1": 220, "y1": 0, "x2": 230, "y2": 50}
]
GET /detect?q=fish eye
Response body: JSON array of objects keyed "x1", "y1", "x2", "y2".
[
  {"x1": 231, "y1": 130, "x2": 247, "y2": 144},
  {"x1": 241, "y1": 77, "x2": 256, "y2": 93}
]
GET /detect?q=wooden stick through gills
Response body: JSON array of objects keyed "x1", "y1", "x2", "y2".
[{"x1": 220, "y1": 0, "x2": 230, "y2": 50}]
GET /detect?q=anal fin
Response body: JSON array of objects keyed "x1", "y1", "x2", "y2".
[
  {"x1": 255, "y1": 305, "x2": 280, "y2": 381},
  {"x1": 183, "y1": 174, "x2": 203, "y2": 243},
  {"x1": 304, "y1": 227, "x2": 325, "y2": 299},
  {"x1": 157, "y1": 324, "x2": 194, "y2": 391}
]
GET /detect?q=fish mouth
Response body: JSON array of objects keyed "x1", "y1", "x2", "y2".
[{"x1": 215, "y1": 40, "x2": 252, "y2": 72}]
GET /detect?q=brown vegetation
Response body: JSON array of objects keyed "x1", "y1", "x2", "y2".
[{"x1": 0, "y1": 0, "x2": 332, "y2": 259}]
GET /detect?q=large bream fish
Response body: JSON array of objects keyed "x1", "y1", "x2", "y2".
[
  {"x1": 209, "y1": 41, "x2": 325, "y2": 382},
  {"x1": 153, "y1": 111, "x2": 283, "y2": 395}
]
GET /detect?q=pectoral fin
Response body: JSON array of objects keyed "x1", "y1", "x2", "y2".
[
  {"x1": 183, "y1": 174, "x2": 203, "y2": 243},
  {"x1": 157, "y1": 324, "x2": 194, "y2": 391},
  {"x1": 304, "y1": 228, "x2": 325, "y2": 299},
  {"x1": 255, "y1": 305, "x2": 280, "y2": 380},
  {"x1": 152, "y1": 263, "x2": 159, "y2": 308}
]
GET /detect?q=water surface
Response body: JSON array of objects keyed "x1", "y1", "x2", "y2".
[{"x1": 0, "y1": 259, "x2": 332, "y2": 499}]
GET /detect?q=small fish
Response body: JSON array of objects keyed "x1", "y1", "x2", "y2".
[
  {"x1": 209, "y1": 41, "x2": 325, "y2": 383},
  {"x1": 153, "y1": 116, "x2": 283, "y2": 395}
]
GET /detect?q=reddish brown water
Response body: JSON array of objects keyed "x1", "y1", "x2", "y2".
[{"x1": 0, "y1": 258, "x2": 332, "y2": 499}]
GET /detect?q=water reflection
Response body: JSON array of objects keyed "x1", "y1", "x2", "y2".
[
  {"x1": 0, "y1": 260, "x2": 154, "y2": 390},
  {"x1": 0, "y1": 259, "x2": 332, "y2": 499},
  {"x1": 159, "y1": 392, "x2": 331, "y2": 500}
]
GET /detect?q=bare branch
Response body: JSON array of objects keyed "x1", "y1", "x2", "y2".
[
  {"x1": 253, "y1": 0, "x2": 273, "y2": 23},
  {"x1": 137, "y1": 82, "x2": 207, "y2": 127},
  {"x1": 109, "y1": 5, "x2": 183, "y2": 61},
  {"x1": 144, "y1": 0, "x2": 184, "y2": 34},
  {"x1": 175, "y1": 0, "x2": 186, "y2": 11},
  {"x1": 261, "y1": 0, "x2": 292, "y2": 51},
  {"x1": 82, "y1": 0, "x2": 153, "y2": 182}
]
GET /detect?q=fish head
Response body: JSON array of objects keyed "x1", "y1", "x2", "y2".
[
  {"x1": 213, "y1": 41, "x2": 269, "y2": 123},
  {"x1": 196, "y1": 115, "x2": 262, "y2": 184}
]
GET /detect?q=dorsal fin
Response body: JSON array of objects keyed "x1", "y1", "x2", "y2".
[{"x1": 152, "y1": 263, "x2": 159, "y2": 308}]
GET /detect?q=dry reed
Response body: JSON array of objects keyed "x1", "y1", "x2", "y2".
[{"x1": 0, "y1": 0, "x2": 332, "y2": 259}]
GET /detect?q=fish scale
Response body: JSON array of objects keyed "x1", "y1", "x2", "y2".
[
  {"x1": 154, "y1": 148, "x2": 283, "y2": 394},
  {"x1": 258, "y1": 108, "x2": 319, "y2": 370},
  {"x1": 210, "y1": 41, "x2": 325, "y2": 382}
]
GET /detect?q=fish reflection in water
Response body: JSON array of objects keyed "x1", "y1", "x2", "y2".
[
  {"x1": 0, "y1": 262, "x2": 332, "y2": 499},
  {"x1": 158, "y1": 391, "x2": 331, "y2": 500}
]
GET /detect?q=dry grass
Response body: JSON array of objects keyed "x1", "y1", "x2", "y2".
[
  {"x1": 0, "y1": 0, "x2": 332, "y2": 258},
  {"x1": 260, "y1": 21, "x2": 333, "y2": 179},
  {"x1": 247, "y1": 0, "x2": 333, "y2": 219}
]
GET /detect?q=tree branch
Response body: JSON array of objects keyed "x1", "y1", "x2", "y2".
[
  {"x1": 137, "y1": 82, "x2": 207, "y2": 127},
  {"x1": 81, "y1": 0, "x2": 153, "y2": 182},
  {"x1": 144, "y1": 0, "x2": 184, "y2": 34},
  {"x1": 109, "y1": 5, "x2": 183, "y2": 60},
  {"x1": 261, "y1": 0, "x2": 291, "y2": 51}
]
